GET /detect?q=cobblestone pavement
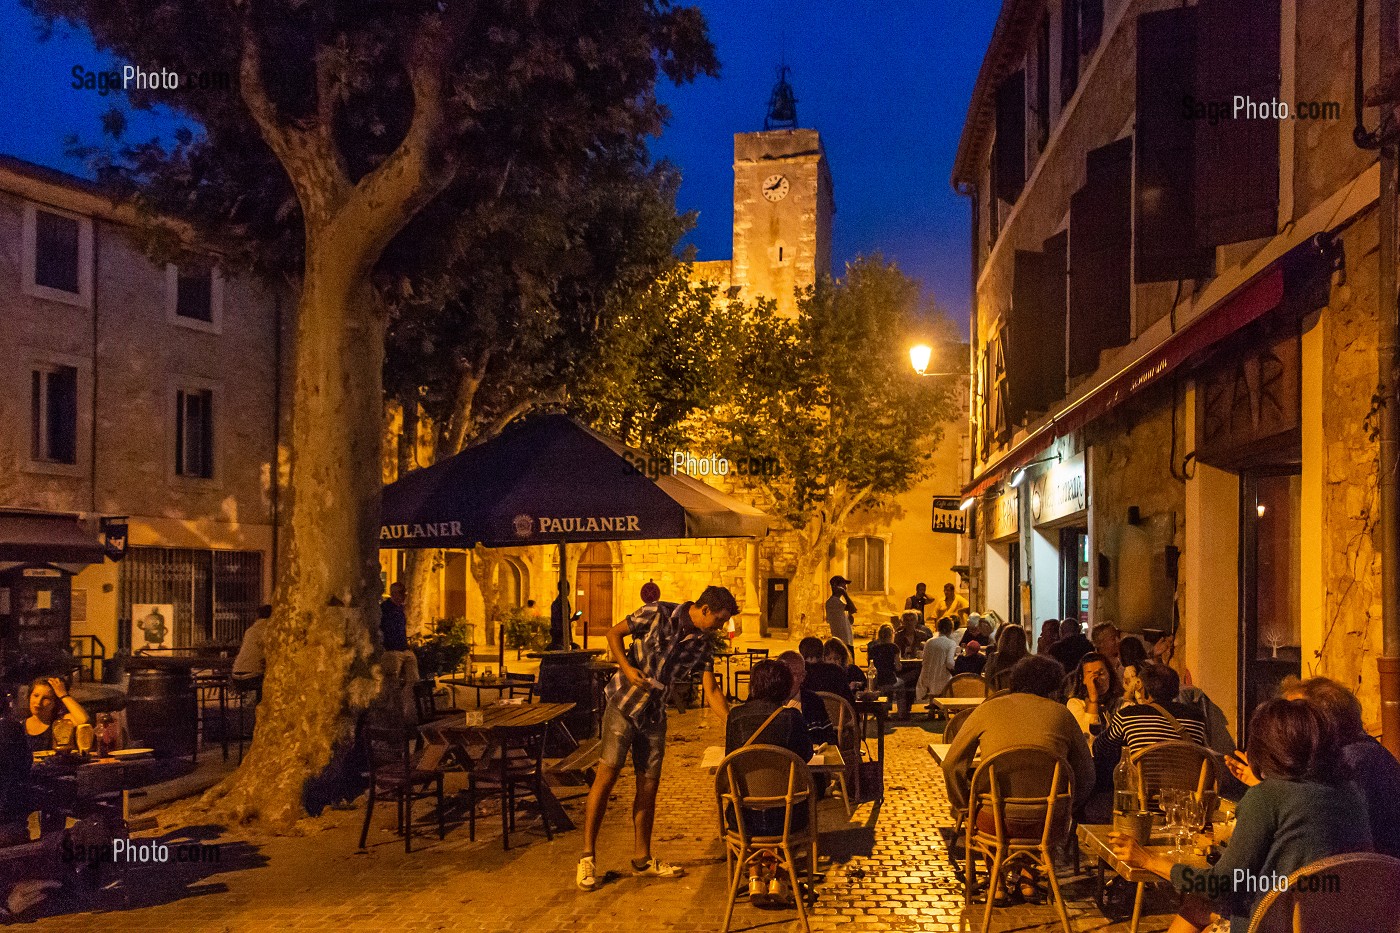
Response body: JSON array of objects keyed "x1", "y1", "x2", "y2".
[{"x1": 17, "y1": 710, "x2": 1177, "y2": 932}]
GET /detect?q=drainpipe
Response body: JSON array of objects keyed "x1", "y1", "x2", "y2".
[{"x1": 1377, "y1": 0, "x2": 1400, "y2": 757}]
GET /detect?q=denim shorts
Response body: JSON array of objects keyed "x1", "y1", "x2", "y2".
[{"x1": 598, "y1": 700, "x2": 666, "y2": 781}]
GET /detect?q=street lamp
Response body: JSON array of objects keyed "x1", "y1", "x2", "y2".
[{"x1": 908, "y1": 343, "x2": 963, "y2": 377}]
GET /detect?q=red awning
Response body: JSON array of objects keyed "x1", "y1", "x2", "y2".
[
  {"x1": 0, "y1": 511, "x2": 106, "y2": 565},
  {"x1": 963, "y1": 260, "x2": 1291, "y2": 498}
]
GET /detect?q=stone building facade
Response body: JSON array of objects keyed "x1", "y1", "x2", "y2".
[
  {"x1": 0, "y1": 156, "x2": 285, "y2": 671},
  {"x1": 955, "y1": 0, "x2": 1386, "y2": 737},
  {"x1": 391, "y1": 118, "x2": 969, "y2": 651}
]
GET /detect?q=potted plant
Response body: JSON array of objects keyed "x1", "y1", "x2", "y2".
[
  {"x1": 410, "y1": 618, "x2": 474, "y2": 680},
  {"x1": 501, "y1": 606, "x2": 549, "y2": 659}
]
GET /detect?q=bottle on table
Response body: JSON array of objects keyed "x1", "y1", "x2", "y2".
[{"x1": 1113, "y1": 754, "x2": 1139, "y2": 816}]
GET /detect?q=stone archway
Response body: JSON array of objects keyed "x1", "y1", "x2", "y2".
[{"x1": 576, "y1": 541, "x2": 618, "y2": 637}]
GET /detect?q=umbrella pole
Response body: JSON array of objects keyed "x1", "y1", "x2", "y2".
[{"x1": 558, "y1": 540, "x2": 572, "y2": 649}]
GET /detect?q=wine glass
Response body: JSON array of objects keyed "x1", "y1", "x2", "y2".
[{"x1": 75, "y1": 723, "x2": 94, "y2": 757}]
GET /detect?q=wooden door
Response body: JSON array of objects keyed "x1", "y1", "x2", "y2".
[{"x1": 577, "y1": 542, "x2": 615, "y2": 637}]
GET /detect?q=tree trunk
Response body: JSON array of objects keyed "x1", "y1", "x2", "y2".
[
  {"x1": 402, "y1": 548, "x2": 439, "y2": 634},
  {"x1": 199, "y1": 249, "x2": 386, "y2": 830},
  {"x1": 791, "y1": 517, "x2": 835, "y2": 639}
]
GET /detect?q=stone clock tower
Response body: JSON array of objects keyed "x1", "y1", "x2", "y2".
[{"x1": 728, "y1": 67, "x2": 835, "y2": 319}]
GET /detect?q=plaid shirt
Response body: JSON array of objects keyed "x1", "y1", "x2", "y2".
[{"x1": 605, "y1": 601, "x2": 716, "y2": 724}]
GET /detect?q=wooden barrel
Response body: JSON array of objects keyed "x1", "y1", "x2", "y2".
[
  {"x1": 535, "y1": 651, "x2": 602, "y2": 741},
  {"x1": 124, "y1": 666, "x2": 197, "y2": 758}
]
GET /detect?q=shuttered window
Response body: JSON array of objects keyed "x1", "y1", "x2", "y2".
[
  {"x1": 1136, "y1": 7, "x2": 1215, "y2": 282},
  {"x1": 1007, "y1": 233, "x2": 1068, "y2": 423},
  {"x1": 1069, "y1": 137, "x2": 1133, "y2": 378},
  {"x1": 1036, "y1": 14, "x2": 1052, "y2": 151},
  {"x1": 994, "y1": 70, "x2": 1027, "y2": 205},
  {"x1": 1061, "y1": 0, "x2": 1081, "y2": 102},
  {"x1": 1193, "y1": 0, "x2": 1280, "y2": 246},
  {"x1": 1081, "y1": 0, "x2": 1104, "y2": 54}
]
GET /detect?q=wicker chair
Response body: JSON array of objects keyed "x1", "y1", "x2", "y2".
[
  {"x1": 965, "y1": 746, "x2": 1075, "y2": 933},
  {"x1": 1247, "y1": 852, "x2": 1400, "y2": 932},
  {"x1": 715, "y1": 745, "x2": 819, "y2": 933},
  {"x1": 1130, "y1": 740, "x2": 1219, "y2": 813},
  {"x1": 946, "y1": 673, "x2": 991, "y2": 698},
  {"x1": 815, "y1": 691, "x2": 861, "y2": 815}
]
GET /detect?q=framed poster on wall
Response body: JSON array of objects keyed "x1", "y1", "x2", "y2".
[{"x1": 132, "y1": 603, "x2": 174, "y2": 652}]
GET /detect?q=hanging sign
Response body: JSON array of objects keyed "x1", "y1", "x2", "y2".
[
  {"x1": 931, "y1": 498, "x2": 968, "y2": 535},
  {"x1": 1031, "y1": 453, "x2": 1087, "y2": 524}
]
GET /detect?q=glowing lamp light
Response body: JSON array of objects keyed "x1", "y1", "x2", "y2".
[
  {"x1": 1257, "y1": 504, "x2": 1267, "y2": 518},
  {"x1": 1009, "y1": 468, "x2": 1027, "y2": 489},
  {"x1": 909, "y1": 344, "x2": 933, "y2": 376},
  {"x1": 959, "y1": 496, "x2": 976, "y2": 511}
]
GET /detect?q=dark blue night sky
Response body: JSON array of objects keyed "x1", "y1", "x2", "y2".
[{"x1": 0, "y1": 0, "x2": 998, "y2": 325}]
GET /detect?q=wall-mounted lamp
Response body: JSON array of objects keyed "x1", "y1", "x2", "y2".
[
  {"x1": 959, "y1": 496, "x2": 977, "y2": 510},
  {"x1": 908, "y1": 343, "x2": 963, "y2": 377},
  {"x1": 1009, "y1": 452, "x2": 1061, "y2": 489},
  {"x1": 1257, "y1": 504, "x2": 1266, "y2": 518}
]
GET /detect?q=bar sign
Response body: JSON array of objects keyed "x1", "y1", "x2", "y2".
[{"x1": 931, "y1": 498, "x2": 968, "y2": 535}]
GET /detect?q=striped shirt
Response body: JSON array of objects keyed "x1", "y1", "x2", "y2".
[
  {"x1": 1097, "y1": 702, "x2": 1208, "y2": 759},
  {"x1": 605, "y1": 601, "x2": 716, "y2": 725}
]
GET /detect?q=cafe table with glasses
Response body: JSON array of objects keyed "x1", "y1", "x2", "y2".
[
  {"x1": 1078, "y1": 792, "x2": 1234, "y2": 933},
  {"x1": 30, "y1": 743, "x2": 164, "y2": 828}
]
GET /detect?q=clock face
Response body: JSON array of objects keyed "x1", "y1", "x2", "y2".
[{"x1": 762, "y1": 174, "x2": 790, "y2": 202}]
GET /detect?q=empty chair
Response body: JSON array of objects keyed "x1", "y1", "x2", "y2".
[
  {"x1": 946, "y1": 673, "x2": 990, "y2": 698},
  {"x1": 715, "y1": 745, "x2": 819, "y2": 933},
  {"x1": 1247, "y1": 852, "x2": 1400, "y2": 932},
  {"x1": 465, "y1": 720, "x2": 555, "y2": 850},
  {"x1": 815, "y1": 691, "x2": 861, "y2": 815},
  {"x1": 965, "y1": 745, "x2": 1076, "y2": 933},
  {"x1": 358, "y1": 722, "x2": 446, "y2": 853}
]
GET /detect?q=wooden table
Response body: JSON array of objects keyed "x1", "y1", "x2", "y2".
[
  {"x1": 425, "y1": 702, "x2": 577, "y2": 831},
  {"x1": 1078, "y1": 822, "x2": 1209, "y2": 933},
  {"x1": 441, "y1": 675, "x2": 534, "y2": 708}
]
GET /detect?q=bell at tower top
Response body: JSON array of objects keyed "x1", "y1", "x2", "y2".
[{"x1": 765, "y1": 64, "x2": 799, "y2": 130}]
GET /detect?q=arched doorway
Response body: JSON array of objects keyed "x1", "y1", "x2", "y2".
[{"x1": 576, "y1": 542, "x2": 617, "y2": 637}]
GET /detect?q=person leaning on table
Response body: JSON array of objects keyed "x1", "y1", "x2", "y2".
[{"x1": 1111, "y1": 698, "x2": 1373, "y2": 933}]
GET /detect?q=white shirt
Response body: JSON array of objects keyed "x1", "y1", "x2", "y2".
[
  {"x1": 825, "y1": 594, "x2": 854, "y2": 645},
  {"x1": 917, "y1": 635, "x2": 958, "y2": 701},
  {"x1": 233, "y1": 620, "x2": 267, "y2": 677}
]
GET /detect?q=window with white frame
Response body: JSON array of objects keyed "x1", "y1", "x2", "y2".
[
  {"x1": 167, "y1": 263, "x2": 224, "y2": 331},
  {"x1": 31, "y1": 364, "x2": 78, "y2": 464},
  {"x1": 846, "y1": 536, "x2": 887, "y2": 594},
  {"x1": 23, "y1": 204, "x2": 92, "y2": 306},
  {"x1": 175, "y1": 387, "x2": 214, "y2": 478}
]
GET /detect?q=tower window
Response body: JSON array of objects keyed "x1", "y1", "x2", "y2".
[{"x1": 779, "y1": 246, "x2": 784, "y2": 262}]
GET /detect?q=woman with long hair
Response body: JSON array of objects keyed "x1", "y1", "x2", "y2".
[
  {"x1": 1065, "y1": 651, "x2": 1122, "y2": 738},
  {"x1": 1113, "y1": 698, "x2": 1373, "y2": 932},
  {"x1": 22, "y1": 677, "x2": 88, "y2": 753},
  {"x1": 983, "y1": 624, "x2": 1029, "y2": 686}
]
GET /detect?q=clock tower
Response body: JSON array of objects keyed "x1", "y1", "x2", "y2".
[{"x1": 730, "y1": 68, "x2": 835, "y2": 319}]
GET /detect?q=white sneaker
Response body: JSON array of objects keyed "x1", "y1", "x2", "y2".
[
  {"x1": 576, "y1": 855, "x2": 597, "y2": 891},
  {"x1": 632, "y1": 857, "x2": 685, "y2": 878}
]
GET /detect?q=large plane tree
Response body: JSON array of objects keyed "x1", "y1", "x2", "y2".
[{"x1": 24, "y1": 0, "x2": 715, "y2": 828}]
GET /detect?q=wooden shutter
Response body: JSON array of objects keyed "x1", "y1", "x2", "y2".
[
  {"x1": 1036, "y1": 15, "x2": 1051, "y2": 151},
  {"x1": 1136, "y1": 7, "x2": 1215, "y2": 282},
  {"x1": 994, "y1": 70, "x2": 1027, "y2": 203},
  {"x1": 1061, "y1": 0, "x2": 1081, "y2": 102},
  {"x1": 1193, "y1": 0, "x2": 1280, "y2": 246},
  {"x1": 1007, "y1": 234, "x2": 1068, "y2": 422},
  {"x1": 1069, "y1": 137, "x2": 1132, "y2": 378}
]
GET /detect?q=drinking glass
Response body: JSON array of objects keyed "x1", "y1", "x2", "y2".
[
  {"x1": 52, "y1": 719, "x2": 75, "y2": 750},
  {"x1": 75, "y1": 723, "x2": 94, "y2": 756}
]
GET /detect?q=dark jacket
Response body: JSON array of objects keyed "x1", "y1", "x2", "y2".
[
  {"x1": 0, "y1": 718, "x2": 31, "y2": 825},
  {"x1": 1049, "y1": 634, "x2": 1092, "y2": 672},
  {"x1": 803, "y1": 662, "x2": 855, "y2": 704},
  {"x1": 867, "y1": 641, "x2": 900, "y2": 687},
  {"x1": 725, "y1": 700, "x2": 815, "y2": 762},
  {"x1": 1344, "y1": 735, "x2": 1400, "y2": 858},
  {"x1": 379, "y1": 598, "x2": 409, "y2": 652}
]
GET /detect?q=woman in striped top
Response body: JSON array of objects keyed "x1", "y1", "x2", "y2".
[{"x1": 1093, "y1": 663, "x2": 1207, "y2": 769}]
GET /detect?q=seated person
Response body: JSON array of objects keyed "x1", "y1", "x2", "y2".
[
  {"x1": 1113, "y1": 698, "x2": 1373, "y2": 933},
  {"x1": 1049, "y1": 619, "x2": 1093, "y2": 672},
  {"x1": 982, "y1": 624, "x2": 1029, "y2": 688},
  {"x1": 915, "y1": 617, "x2": 958, "y2": 714},
  {"x1": 1065, "y1": 651, "x2": 1124, "y2": 740},
  {"x1": 1232, "y1": 677, "x2": 1400, "y2": 859},
  {"x1": 0, "y1": 713, "x2": 31, "y2": 847},
  {"x1": 952, "y1": 640, "x2": 987, "y2": 676},
  {"x1": 1118, "y1": 636, "x2": 1150, "y2": 704},
  {"x1": 1094, "y1": 662, "x2": 1207, "y2": 766},
  {"x1": 777, "y1": 651, "x2": 836, "y2": 749},
  {"x1": 233, "y1": 603, "x2": 272, "y2": 701},
  {"x1": 797, "y1": 636, "x2": 854, "y2": 704},
  {"x1": 23, "y1": 678, "x2": 88, "y2": 753},
  {"x1": 725, "y1": 659, "x2": 814, "y2": 904},
  {"x1": 866, "y1": 625, "x2": 901, "y2": 692},
  {"x1": 822, "y1": 638, "x2": 866, "y2": 692},
  {"x1": 893, "y1": 612, "x2": 932, "y2": 658},
  {"x1": 941, "y1": 655, "x2": 1093, "y2": 813}
]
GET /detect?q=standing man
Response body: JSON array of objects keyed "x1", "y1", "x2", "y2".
[
  {"x1": 380, "y1": 583, "x2": 419, "y2": 713},
  {"x1": 934, "y1": 582, "x2": 969, "y2": 626},
  {"x1": 825, "y1": 575, "x2": 856, "y2": 647},
  {"x1": 904, "y1": 582, "x2": 935, "y2": 620},
  {"x1": 550, "y1": 580, "x2": 573, "y2": 650},
  {"x1": 576, "y1": 586, "x2": 738, "y2": 891}
]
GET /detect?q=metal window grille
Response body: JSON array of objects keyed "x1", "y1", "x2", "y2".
[{"x1": 119, "y1": 546, "x2": 262, "y2": 651}]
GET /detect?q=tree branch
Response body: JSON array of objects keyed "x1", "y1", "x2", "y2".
[
  {"x1": 482, "y1": 389, "x2": 565, "y2": 443},
  {"x1": 334, "y1": 14, "x2": 457, "y2": 272}
]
